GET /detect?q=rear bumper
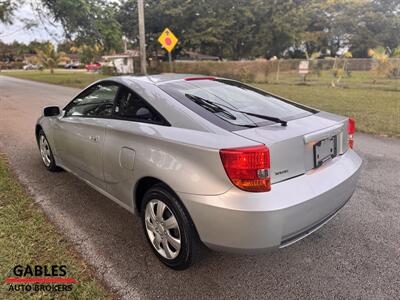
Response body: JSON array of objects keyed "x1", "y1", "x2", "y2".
[{"x1": 179, "y1": 150, "x2": 362, "y2": 253}]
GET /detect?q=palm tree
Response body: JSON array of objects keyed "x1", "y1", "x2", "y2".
[
  {"x1": 74, "y1": 44, "x2": 102, "y2": 65},
  {"x1": 36, "y1": 43, "x2": 67, "y2": 74},
  {"x1": 389, "y1": 46, "x2": 400, "y2": 78},
  {"x1": 392, "y1": 46, "x2": 400, "y2": 58},
  {"x1": 368, "y1": 46, "x2": 389, "y2": 83},
  {"x1": 331, "y1": 51, "x2": 352, "y2": 87}
]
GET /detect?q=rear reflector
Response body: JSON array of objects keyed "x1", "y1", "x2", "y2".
[
  {"x1": 219, "y1": 145, "x2": 271, "y2": 192},
  {"x1": 184, "y1": 77, "x2": 215, "y2": 81},
  {"x1": 348, "y1": 118, "x2": 356, "y2": 149}
]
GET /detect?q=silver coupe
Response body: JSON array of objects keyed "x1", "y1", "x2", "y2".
[{"x1": 36, "y1": 74, "x2": 362, "y2": 269}]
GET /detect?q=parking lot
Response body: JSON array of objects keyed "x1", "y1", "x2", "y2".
[{"x1": 1, "y1": 76, "x2": 399, "y2": 299}]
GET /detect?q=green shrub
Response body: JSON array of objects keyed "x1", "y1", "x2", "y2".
[
  {"x1": 0, "y1": 61, "x2": 24, "y2": 70},
  {"x1": 101, "y1": 65, "x2": 116, "y2": 75}
]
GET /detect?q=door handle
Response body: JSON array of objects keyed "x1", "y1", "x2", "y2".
[{"x1": 88, "y1": 135, "x2": 100, "y2": 142}]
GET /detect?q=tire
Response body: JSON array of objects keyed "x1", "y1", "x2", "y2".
[
  {"x1": 37, "y1": 130, "x2": 61, "y2": 172},
  {"x1": 141, "y1": 184, "x2": 202, "y2": 270}
]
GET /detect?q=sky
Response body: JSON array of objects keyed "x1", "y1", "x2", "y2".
[{"x1": 0, "y1": 1, "x2": 64, "y2": 44}]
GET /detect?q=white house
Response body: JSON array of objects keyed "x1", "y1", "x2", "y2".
[{"x1": 102, "y1": 50, "x2": 139, "y2": 74}]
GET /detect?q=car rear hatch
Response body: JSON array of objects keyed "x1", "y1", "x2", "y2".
[
  {"x1": 234, "y1": 112, "x2": 349, "y2": 184},
  {"x1": 157, "y1": 77, "x2": 350, "y2": 184}
]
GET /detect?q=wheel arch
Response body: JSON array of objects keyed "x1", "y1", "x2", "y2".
[
  {"x1": 134, "y1": 176, "x2": 175, "y2": 213},
  {"x1": 134, "y1": 175, "x2": 202, "y2": 242},
  {"x1": 35, "y1": 124, "x2": 43, "y2": 146}
]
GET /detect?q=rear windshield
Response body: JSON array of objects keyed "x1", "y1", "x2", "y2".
[{"x1": 159, "y1": 79, "x2": 315, "y2": 129}]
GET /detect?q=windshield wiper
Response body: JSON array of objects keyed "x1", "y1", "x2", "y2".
[
  {"x1": 185, "y1": 93, "x2": 237, "y2": 120},
  {"x1": 185, "y1": 93, "x2": 287, "y2": 127},
  {"x1": 239, "y1": 111, "x2": 287, "y2": 126}
]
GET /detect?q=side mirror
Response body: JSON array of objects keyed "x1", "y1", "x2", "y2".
[{"x1": 43, "y1": 106, "x2": 61, "y2": 117}]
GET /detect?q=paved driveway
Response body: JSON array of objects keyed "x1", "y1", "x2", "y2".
[{"x1": 0, "y1": 76, "x2": 399, "y2": 299}]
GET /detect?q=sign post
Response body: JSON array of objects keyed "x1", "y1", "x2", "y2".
[
  {"x1": 158, "y1": 28, "x2": 178, "y2": 73},
  {"x1": 299, "y1": 60, "x2": 309, "y2": 82},
  {"x1": 168, "y1": 52, "x2": 173, "y2": 72}
]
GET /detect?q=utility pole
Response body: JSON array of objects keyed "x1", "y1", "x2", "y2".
[
  {"x1": 122, "y1": 35, "x2": 127, "y2": 53},
  {"x1": 138, "y1": 0, "x2": 147, "y2": 74}
]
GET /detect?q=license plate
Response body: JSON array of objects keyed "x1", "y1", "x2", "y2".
[{"x1": 314, "y1": 136, "x2": 337, "y2": 168}]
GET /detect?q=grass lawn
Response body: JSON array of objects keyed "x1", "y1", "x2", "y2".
[
  {"x1": 1, "y1": 69, "x2": 107, "y2": 88},
  {"x1": 261, "y1": 70, "x2": 400, "y2": 92},
  {"x1": 2, "y1": 70, "x2": 399, "y2": 137},
  {"x1": 255, "y1": 83, "x2": 400, "y2": 137},
  {"x1": 0, "y1": 155, "x2": 110, "y2": 299}
]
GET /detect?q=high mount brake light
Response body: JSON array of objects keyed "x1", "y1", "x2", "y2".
[
  {"x1": 219, "y1": 145, "x2": 271, "y2": 192},
  {"x1": 348, "y1": 118, "x2": 356, "y2": 149},
  {"x1": 184, "y1": 77, "x2": 216, "y2": 81}
]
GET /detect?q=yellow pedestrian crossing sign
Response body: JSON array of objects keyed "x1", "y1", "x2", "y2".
[{"x1": 158, "y1": 28, "x2": 178, "y2": 53}]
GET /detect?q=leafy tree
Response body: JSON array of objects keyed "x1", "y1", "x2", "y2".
[
  {"x1": 392, "y1": 46, "x2": 400, "y2": 58},
  {"x1": 0, "y1": 40, "x2": 53, "y2": 63},
  {"x1": 117, "y1": 0, "x2": 306, "y2": 59},
  {"x1": 37, "y1": 0, "x2": 123, "y2": 53},
  {"x1": 369, "y1": 45, "x2": 400, "y2": 79},
  {"x1": 26, "y1": 40, "x2": 50, "y2": 53},
  {"x1": 0, "y1": 0, "x2": 17, "y2": 24},
  {"x1": 368, "y1": 46, "x2": 390, "y2": 82},
  {"x1": 57, "y1": 40, "x2": 78, "y2": 53},
  {"x1": 36, "y1": 42, "x2": 67, "y2": 73},
  {"x1": 389, "y1": 45, "x2": 400, "y2": 78},
  {"x1": 75, "y1": 44, "x2": 102, "y2": 64},
  {"x1": 13, "y1": 0, "x2": 399, "y2": 60},
  {"x1": 0, "y1": 40, "x2": 19, "y2": 61},
  {"x1": 332, "y1": 0, "x2": 400, "y2": 57},
  {"x1": 331, "y1": 51, "x2": 353, "y2": 87}
]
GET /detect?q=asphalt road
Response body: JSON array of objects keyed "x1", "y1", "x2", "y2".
[{"x1": 1, "y1": 76, "x2": 399, "y2": 300}]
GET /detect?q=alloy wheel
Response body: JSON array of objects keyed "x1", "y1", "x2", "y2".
[
  {"x1": 144, "y1": 199, "x2": 181, "y2": 259},
  {"x1": 39, "y1": 135, "x2": 51, "y2": 167}
]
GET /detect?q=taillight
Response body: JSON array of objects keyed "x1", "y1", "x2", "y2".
[
  {"x1": 219, "y1": 145, "x2": 271, "y2": 192},
  {"x1": 348, "y1": 118, "x2": 356, "y2": 149}
]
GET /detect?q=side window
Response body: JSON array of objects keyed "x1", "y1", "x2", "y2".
[
  {"x1": 65, "y1": 83, "x2": 119, "y2": 117},
  {"x1": 115, "y1": 87, "x2": 163, "y2": 123}
]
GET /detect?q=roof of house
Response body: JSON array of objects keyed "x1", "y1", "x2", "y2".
[{"x1": 103, "y1": 50, "x2": 140, "y2": 60}]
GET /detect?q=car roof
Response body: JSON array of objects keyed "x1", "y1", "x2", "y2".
[{"x1": 115, "y1": 73, "x2": 219, "y2": 85}]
